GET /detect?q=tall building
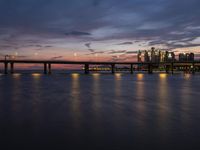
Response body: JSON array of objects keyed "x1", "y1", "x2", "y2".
[
  {"x1": 138, "y1": 48, "x2": 194, "y2": 63},
  {"x1": 144, "y1": 50, "x2": 150, "y2": 62},
  {"x1": 151, "y1": 47, "x2": 156, "y2": 62},
  {"x1": 143, "y1": 48, "x2": 165, "y2": 63},
  {"x1": 137, "y1": 50, "x2": 142, "y2": 62},
  {"x1": 164, "y1": 51, "x2": 175, "y2": 62},
  {"x1": 154, "y1": 50, "x2": 161, "y2": 62},
  {"x1": 188, "y1": 53, "x2": 194, "y2": 61},
  {"x1": 160, "y1": 51, "x2": 166, "y2": 62},
  {"x1": 179, "y1": 53, "x2": 186, "y2": 61},
  {"x1": 179, "y1": 53, "x2": 194, "y2": 61}
]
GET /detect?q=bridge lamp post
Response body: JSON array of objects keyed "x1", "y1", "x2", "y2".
[
  {"x1": 95, "y1": 53, "x2": 98, "y2": 62},
  {"x1": 74, "y1": 53, "x2": 78, "y2": 61},
  {"x1": 5, "y1": 55, "x2": 9, "y2": 61},
  {"x1": 34, "y1": 52, "x2": 39, "y2": 60},
  {"x1": 15, "y1": 52, "x2": 18, "y2": 56}
]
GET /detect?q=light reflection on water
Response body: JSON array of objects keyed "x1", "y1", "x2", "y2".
[
  {"x1": 137, "y1": 73, "x2": 144, "y2": 80},
  {"x1": 31, "y1": 73, "x2": 42, "y2": 82},
  {"x1": 0, "y1": 73, "x2": 200, "y2": 149},
  {"x1": 70, "y1": 73, "x2": 81, "y2": 130}
]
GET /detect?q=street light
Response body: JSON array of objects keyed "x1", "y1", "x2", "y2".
[
  {"x1": 5, "y1": 55, "x2": 10, "y2": 61},
  {"x1": 95, "y1": 53, "x2": 98, "y2": 62},
  {"x1": 74, "y1": 53, "x2": 77, "y2": 57}
]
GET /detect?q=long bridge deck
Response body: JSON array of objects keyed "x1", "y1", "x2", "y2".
[{"x1": 0, "y1": 60, "x2": 200, "y2": 74}]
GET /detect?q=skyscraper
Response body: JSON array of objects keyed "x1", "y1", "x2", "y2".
[
  {"x1": 137, "y1": 50, "x2": 142, "y2": 62},
  {"x1": 144, "y1": 50, "x2": 150, "y2": 62}
]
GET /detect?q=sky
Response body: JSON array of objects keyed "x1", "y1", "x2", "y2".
[{"x1": 0, "y1": 0, "x2": 200, "y2": 62}]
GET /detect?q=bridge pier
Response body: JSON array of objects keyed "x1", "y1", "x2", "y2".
[
  {"x1": 4, "y1": 62, "x2": 8, "y2": 74},
  {"x1": 148, "y1": 64, "x2": 153, "y2": 74},
  {"x1": 111, "y1": 64, "x2": 115, "y2": 74},
  {"x1": 192, "y1": 63, "x2": 195, "y2": 74},
  {"x1": 130, "y1": 64, "x2": 133, "y2": 74},
  {"x1": 48, "y1": 63, "x2": 51, "y2": 74},
  {"x1": 166, "y1": 65, "x2": 170, "y2": 74},
  {"x1": 171, "y1": 63, "x2": 174, "y2": 74},
  {"x1": 84, "y1": 64, "x2": 89, "y2": 74},
  {"x1": 10, "y1": 62, "x2": 14, "y2": 74},
  {"x1": 44, "y1": 63, "x2": 47, "y2": 74}
]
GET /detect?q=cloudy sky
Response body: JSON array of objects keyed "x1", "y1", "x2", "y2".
[{"x1": 0, "y1": 0, "x2": 200, "y2": 61}]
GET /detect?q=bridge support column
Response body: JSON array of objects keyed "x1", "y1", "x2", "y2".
[
  {"x1": 44, "y1": 63, "x2": 47, "y2": 74},
  {"x1": 148, "y1": 64, "x2": 153, "y2": 74},
  {"x1": 166, "y1": 65, "x2": 169, "y2": 74},
  {"x1": 171, "y1": 63, "x2": 174, "y2": 74},
  {"x1": 4, "y1": 62, "x2": 8, "y2": 74},
  {"x1": 48, "y1": 63, "x2": 51, "y2": 74},
  {"x1": 130, "y1": 64, "x2": 133, "y2": 74},
  {"x1": 192, "y1": 63, "x2": 195, "y2": 74},
  {"x1": 111, "y1": 64, "x2": 115, "y2": 74},
  {"x1": 10, "y1": 62, "x2": 14, "y2": 74},
  {"x1": 84, "y1": 64, "x2": 89, "y2": 74}
]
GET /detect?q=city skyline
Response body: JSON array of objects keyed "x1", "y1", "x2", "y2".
[
  {"x1": 1, "y1": 1, "x2": 200, "y2": 149},
  {"x1": 0, "y1": 0, "x2": 200, "y2": 62}
]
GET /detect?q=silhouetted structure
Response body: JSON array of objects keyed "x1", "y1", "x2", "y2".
[
  {"x1": 137, "y1": 50, "x2": 142, "y2": 62},
  {"x1": 165, "y1": 51, "x2": 175, "y2": 62},
  {"x1": 142, "y1": 47, "x2": 176, "y2": 63},
  {"x1": 144, "y1": 50, "x2": 150, "y2": 62},
  {"x1": 179, "y1": 53, "x2": 194, "y2": 62}
]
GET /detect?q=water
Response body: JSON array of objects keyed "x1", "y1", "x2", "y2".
[{"x1": 0, "y1": 73, "x2": 200, "y2": 150}]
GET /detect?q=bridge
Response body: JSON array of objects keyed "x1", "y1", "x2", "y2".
[{"x1": 0, "y1": 60, "x2": 200, "y2": 74}]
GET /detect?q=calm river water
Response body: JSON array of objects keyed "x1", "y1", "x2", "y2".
[{"x1": 0, "y1": 73, "x2": 200, "y2": 149}]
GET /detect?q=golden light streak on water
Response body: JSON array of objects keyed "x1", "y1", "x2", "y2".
[
  {"x1": 159, "y1": 73, "x2": 167, "y2": 79},
  {"x1": 137, "y1": 73, "x2": 144, "y2": 80},
  {"x1": 115, "y1": 73, "x2": 122, "y2": 80},
  {"x1": 71, "y1": 73, "x2": 80, "y2": 79},
  {"x1": 32, "y1": 73, "x2": 42, "y2": 79},
  {"x1": 184, "y1": 74, "x2": 191, "y2": 80},
  {"x1": 13, "y1": 73, "x2": 21, "y2": 79},
  {"x1": 92, "y1": 73, "x2": 100, "y2": 79}
]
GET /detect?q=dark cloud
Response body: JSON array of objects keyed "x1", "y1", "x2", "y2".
[
  {"x1": 0, "y1": 0, "x2": 200, "y2": 53},
  {"x1": 85, "y1": 43, "x2": 91, "y2": 48},
  {"x1": 51, "y1": 56, "x2": 63, "y2": 60},
  {"x1": 86, "y1": 50, "x2": 105, "y2": 55},
  {"x1": 88, "y1": 49, "x2": 95, "y2": 52},
  {"x1": 126, "y1": 51, "x2": 138, "y2": 54},
  {"x1": 117, "y1": 42, "x2": 133, "y2": 45},
  {"x1": 108, "y1": 50, "x2": 127, "y2": 54},
  {"x1": 16, "y1": 55, "x2": 27, "y2": 58},
  {"x1": 45, "y1": 45, "x2": 53, "y2": 48},
  {"x1": 111, "y1": 55, "x2": 137, "y2": 62},
  {"x1": 65, "y1": 31, "x2": 91, "y2": 36}
]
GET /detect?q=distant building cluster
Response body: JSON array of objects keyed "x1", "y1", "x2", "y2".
[
  {"x1": 179, "y1": 53, "x2": 194, "y2": 61},
  {"x1": 137, "y1": 47, "x2": 195, "y2": 63}
]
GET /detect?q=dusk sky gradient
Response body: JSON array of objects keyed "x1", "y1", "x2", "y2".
[{"x1": 1, "y1": 0, "x2": 200, "y2": 62}]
